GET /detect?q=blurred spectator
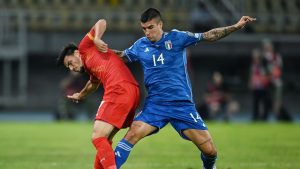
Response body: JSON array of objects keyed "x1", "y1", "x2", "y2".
[
  {"x1": 198, "y1": 71, "x2": 239, "y2": 121},
  {"x1": 262, "y1": 39, "x2": 282, "y2": 115},
  {"x1": 55, "y1": 71, "x2": 94, "y2": 120},
  {"x1": 262, "y1": 39, "x2": 292, "y2": 121},
  {"x1": 189, "y1": 1, "x2": 216, "y2": 32},
  {"x1": 249, "y1": 48, "x2": 271, "y2": 121}
]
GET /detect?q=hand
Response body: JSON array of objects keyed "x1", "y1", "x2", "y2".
[
  {"x1": 94, "y1": 38, "x2": 108, "y2": 53},
  {"x1": 235, "y1": 16, "x2": 256, "y2": 29},
  {"x1": 67, "y1": 93, "x2": 83, "y2": 103}
]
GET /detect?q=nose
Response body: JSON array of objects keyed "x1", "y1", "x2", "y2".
[
  {"x1": 69, "y1": 65, "x2": 74, "y2": 71},
  {"x1": 145, "y1": 30, "x2": 150, "y2": 36}
]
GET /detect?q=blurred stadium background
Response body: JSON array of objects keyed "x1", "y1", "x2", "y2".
[
  {"x1": 1, "y1": 1, "x2": 300, "y2": 169},
  {"x1": 0, "y1": 0, "x2": 299, "y2": 121}
]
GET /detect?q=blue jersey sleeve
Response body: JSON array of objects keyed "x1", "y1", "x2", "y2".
[
  {"x1": 124, "y1": 40, "x2": 140, "y2": 62},
  {"x1": 173, "y1": 29, "x2": 203, "y2": 48}
]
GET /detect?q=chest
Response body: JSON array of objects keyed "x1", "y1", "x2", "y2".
[
  {"x1": 84, "y1": 51, "x2": 110, "y2": 75},
  {"x1": 138, "y1": 40, "x2": 184, "y2": 69}
]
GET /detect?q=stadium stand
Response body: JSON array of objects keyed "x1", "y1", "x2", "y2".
[
  {"x1": 0, "y1": 10, "x2": 28, "y2": 106},
  {"x1": 0, "y1": 0, "x2": 298, "y2": 33}
]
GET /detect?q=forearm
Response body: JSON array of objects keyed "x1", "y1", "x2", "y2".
[
  {"x1": 94, "y1": 19, "x2": 107, "y2": 40},
  {"x1": 203, "y1": 16, "x2": 256, "y2": 42},
  {"x1": 79, "y1": 80, "x2": 99, "y2": 98},
  {"x1": 112, "y1": 49, "x2": 128, "y2": 62},
  {"x1": 203, "y1": 24, "x2": 239, "y2": 42}
]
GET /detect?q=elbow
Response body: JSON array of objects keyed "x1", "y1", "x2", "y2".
[
  {"x1": 209, "y1": 39, "x2": 218, "y2": 42},
  {"x1": 204, "y1": 38, "x2": 217, "y2": 42},
  {"x1": 95, "y1": 19, "x2": 107, "y2": 30},
  {"x1": 94, "y1": 19, "x2": 107, "y2": 39},
  {"x1": 98, "y1": 19, "x2": 107, "y2": 27},
  {"x1": 203, "y1": 32, "x2": 215, "y2": 42}
]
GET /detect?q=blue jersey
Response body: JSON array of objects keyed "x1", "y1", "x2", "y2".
[{"x1": 124, "y1": 29, "x2": 203, "y2": 102}]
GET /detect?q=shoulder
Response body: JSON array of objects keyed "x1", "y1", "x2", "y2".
[
  {"x1": 132, "y1": 37, "x2": 147, "y2": 46},
  {"x1": 170, "y1": 29, "x2": 182, "y2": 32},
  {"x1": 170, "y1": 29, "x2": 187, "y2": 35},
  {"x1": 79, "y1": 34, "x2": 93, "y2": 50},
  {"x1": 171, "y1": 29, "x2": 200, "y2": 37},
  {"x1": 126, "y1": 37, "x2": 149, "y2": 53},
  {"x1": 168, "y1": 29, "x2": 193, "y2": 39},
  {"x1": 167, "y1": 29, "x2": 196, "y2": 43},
  {"x1": 168, "y1": 29, "x2": 181, "y2": 36}
]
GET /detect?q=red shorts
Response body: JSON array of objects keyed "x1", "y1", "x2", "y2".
[{"x1": 95, "y1": 83, "x2": 140, "y2": 129}]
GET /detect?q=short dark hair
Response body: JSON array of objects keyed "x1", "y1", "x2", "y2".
[
  {"x1": 57, "y1": 42, "x2": 78, "y2": 67},
  {"x1": 140, "y1": 8, "x2": 162, "y2": 23}
]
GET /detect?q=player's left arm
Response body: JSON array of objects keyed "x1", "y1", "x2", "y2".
[
  {"x1": 93, "y1": 19, "x2": 108, "y2": 52},
  {"x1": 203, "y1": 16, "x2": 256, "y2": 42},
  {"x1": 67, "y1": 80, "x2": 100, "y2": 103}
]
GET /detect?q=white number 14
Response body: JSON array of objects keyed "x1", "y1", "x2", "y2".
[
  {"x1": 152, "y1": 53, "x2": 164, "y2": 66},
  {"x1": 190, "y1": 113, "x2": 201, "y2": 123}
]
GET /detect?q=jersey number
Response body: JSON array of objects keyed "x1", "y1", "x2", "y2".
[
  {"x1": 190, "y1": 112, "x2": 202, "y2": 123},
  {"x1": 152, "y1": 53, "x2": 164, "y2": 66}
]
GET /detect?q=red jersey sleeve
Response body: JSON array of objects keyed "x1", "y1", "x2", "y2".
[
  {"x1": 79, "y1": 27, "x2": 95, "y2": 54},
  {"x1": 90, "y1": 74, "x2": 99, "y2": 84},
  {"x1": 86, "y1": 27, "x2": 95, "y2": 41}
]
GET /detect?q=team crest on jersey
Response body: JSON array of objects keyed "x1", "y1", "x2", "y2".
[{"x1": 165, "y1": 40, "x2": 172, "y2": 50}]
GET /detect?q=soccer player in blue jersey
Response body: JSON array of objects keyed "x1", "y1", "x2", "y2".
[{"x1": 108, "y1": 8, "x2": 255, "y2": 169}]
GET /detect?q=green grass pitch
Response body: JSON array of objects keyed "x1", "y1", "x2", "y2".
[{"x1": 0, "y1": 122, "x2": 299, "y2": 169}]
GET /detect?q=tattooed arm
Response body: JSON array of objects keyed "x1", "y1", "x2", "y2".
[
  {"x1": 203, "y1": 16, "x2": 256, "y2": 42},
  {"x1": 112, "y1": 49, "x2": 129, "y2": 63},
  {"x1": 203, "y1": 25, "x2": 238, "y2": 42}
]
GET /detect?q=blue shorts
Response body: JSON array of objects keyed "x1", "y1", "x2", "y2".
[{"x1": 134, "y1": 101, "x2": 207, "y2": 140}]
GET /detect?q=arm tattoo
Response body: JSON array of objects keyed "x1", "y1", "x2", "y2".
[
  {"x1": 203, "y1": 25, "x2": 238, "y2": 42},
  {"x1": 112, "y1": 49, "x2": 123, "y2": 56},
  {"x1": 111, "y1": 49, "x2": 128, "y2": 62}
]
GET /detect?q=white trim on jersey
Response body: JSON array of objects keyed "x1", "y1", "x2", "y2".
[
  {"x1": 182, "y1": 48, "x2": 193, "y2": 101},
  {"x1": 124, "y1": 50, "x2": 132, "y2": 62}
]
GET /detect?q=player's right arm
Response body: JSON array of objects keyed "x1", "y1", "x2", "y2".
[
  {"x1": 112, "y1": 39, "x2": 140, "y2": 63},
  {"x1": 67, "y1": 80, "x2": 99, "y2": 103},
  {"x1": 111, "y1": 49, "x2": 129, "y2": 62}
]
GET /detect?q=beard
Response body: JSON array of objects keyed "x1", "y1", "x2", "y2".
[{"x1": 79, "y1": 66, "x2": 85, "y2": 73}]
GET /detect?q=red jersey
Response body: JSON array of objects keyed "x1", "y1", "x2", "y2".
[{"x1": 78, "y1": 28, "x2": 138, "y2": 102}]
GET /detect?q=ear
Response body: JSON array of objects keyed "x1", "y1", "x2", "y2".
[
  {"x1": 159, "y1": 21, "x2": 163, "y2": 28},
  {"x1": 74, "y1": 50, "x2": 80, "y2": 57}
]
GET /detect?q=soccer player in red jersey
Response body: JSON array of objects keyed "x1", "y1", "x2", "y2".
[{"x1": 57, "y1": 19, "x2": 140, "y2": 169}]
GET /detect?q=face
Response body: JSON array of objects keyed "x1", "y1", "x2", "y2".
[
  {"x1": 213, "y1": 72, "x2": 223, "y2": 85},
  {"x1": 141, "y1": 18, "x2": 163, "y2": 42},
  {"x1": 63, "y1": 50, "x2": 84, "y2": 73},
  {"x1": 263, "y1": 42, "x2": 273, "y2": 53},
  {"x1": 252, "y1": 49, "x2": 261, "y2": 63}
]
